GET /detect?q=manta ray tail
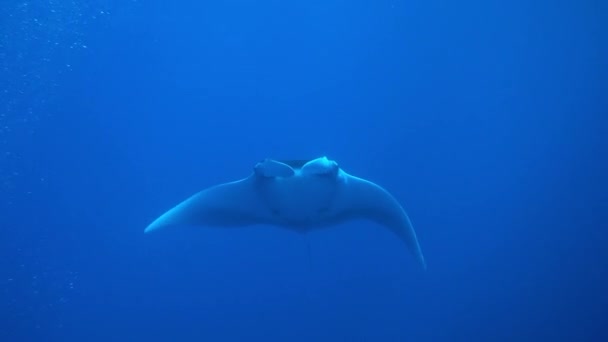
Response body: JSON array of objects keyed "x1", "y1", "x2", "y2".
[{"x1": 305, "y1": 236, "x2": 313, "y2": 271}]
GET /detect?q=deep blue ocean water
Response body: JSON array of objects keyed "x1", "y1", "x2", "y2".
[{"x1": 1, "y1": 1, "x2": 607, "y2": 341}]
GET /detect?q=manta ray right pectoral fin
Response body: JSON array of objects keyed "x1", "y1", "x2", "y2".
[{"x1": 342, "y1": 175, "x2": 427, "y2": 269}]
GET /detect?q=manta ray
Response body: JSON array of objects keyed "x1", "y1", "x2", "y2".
[{"x1": 145, "y1": 156, "x2": 426, "y2": 269}]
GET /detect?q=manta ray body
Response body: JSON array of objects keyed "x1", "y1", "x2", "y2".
[{"x1": 145, "y1": 156, "x2": 426, "y2": 269}]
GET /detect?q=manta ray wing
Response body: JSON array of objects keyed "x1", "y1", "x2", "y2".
[
  {"x1": 144, "y1": 176, "x2": 272, "y2": 233},
  {"x1": 333, "y1": 172, "x2": 427, "y2": 269}
]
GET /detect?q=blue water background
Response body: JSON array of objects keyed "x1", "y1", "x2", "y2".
[{"x1": 1, "y1": 0, "x2": 607, "y2": 341}]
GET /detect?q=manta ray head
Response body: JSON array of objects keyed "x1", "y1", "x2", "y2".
[{"x1": 254, "y1": 157, "x2": 341, "y2": 227}]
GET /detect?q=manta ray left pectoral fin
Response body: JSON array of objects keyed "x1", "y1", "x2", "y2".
[
  {"x1": 144, "y1": 177, "x2": 270, "y2": 233},
  {"x1": 338, "y1": 174, "x2": 427, "y2": 269},
  {"x1": 144, "y1": 190, "x2": 207, "y2": 233}
]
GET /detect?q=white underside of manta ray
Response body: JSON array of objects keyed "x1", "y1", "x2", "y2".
[{"x1": 145, "y1": 156, "x2": 426, "y2": 269}]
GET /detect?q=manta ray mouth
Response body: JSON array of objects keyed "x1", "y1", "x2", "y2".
[{"x1": 278, "y1": 159, "x2": 312, "y2": 169}]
